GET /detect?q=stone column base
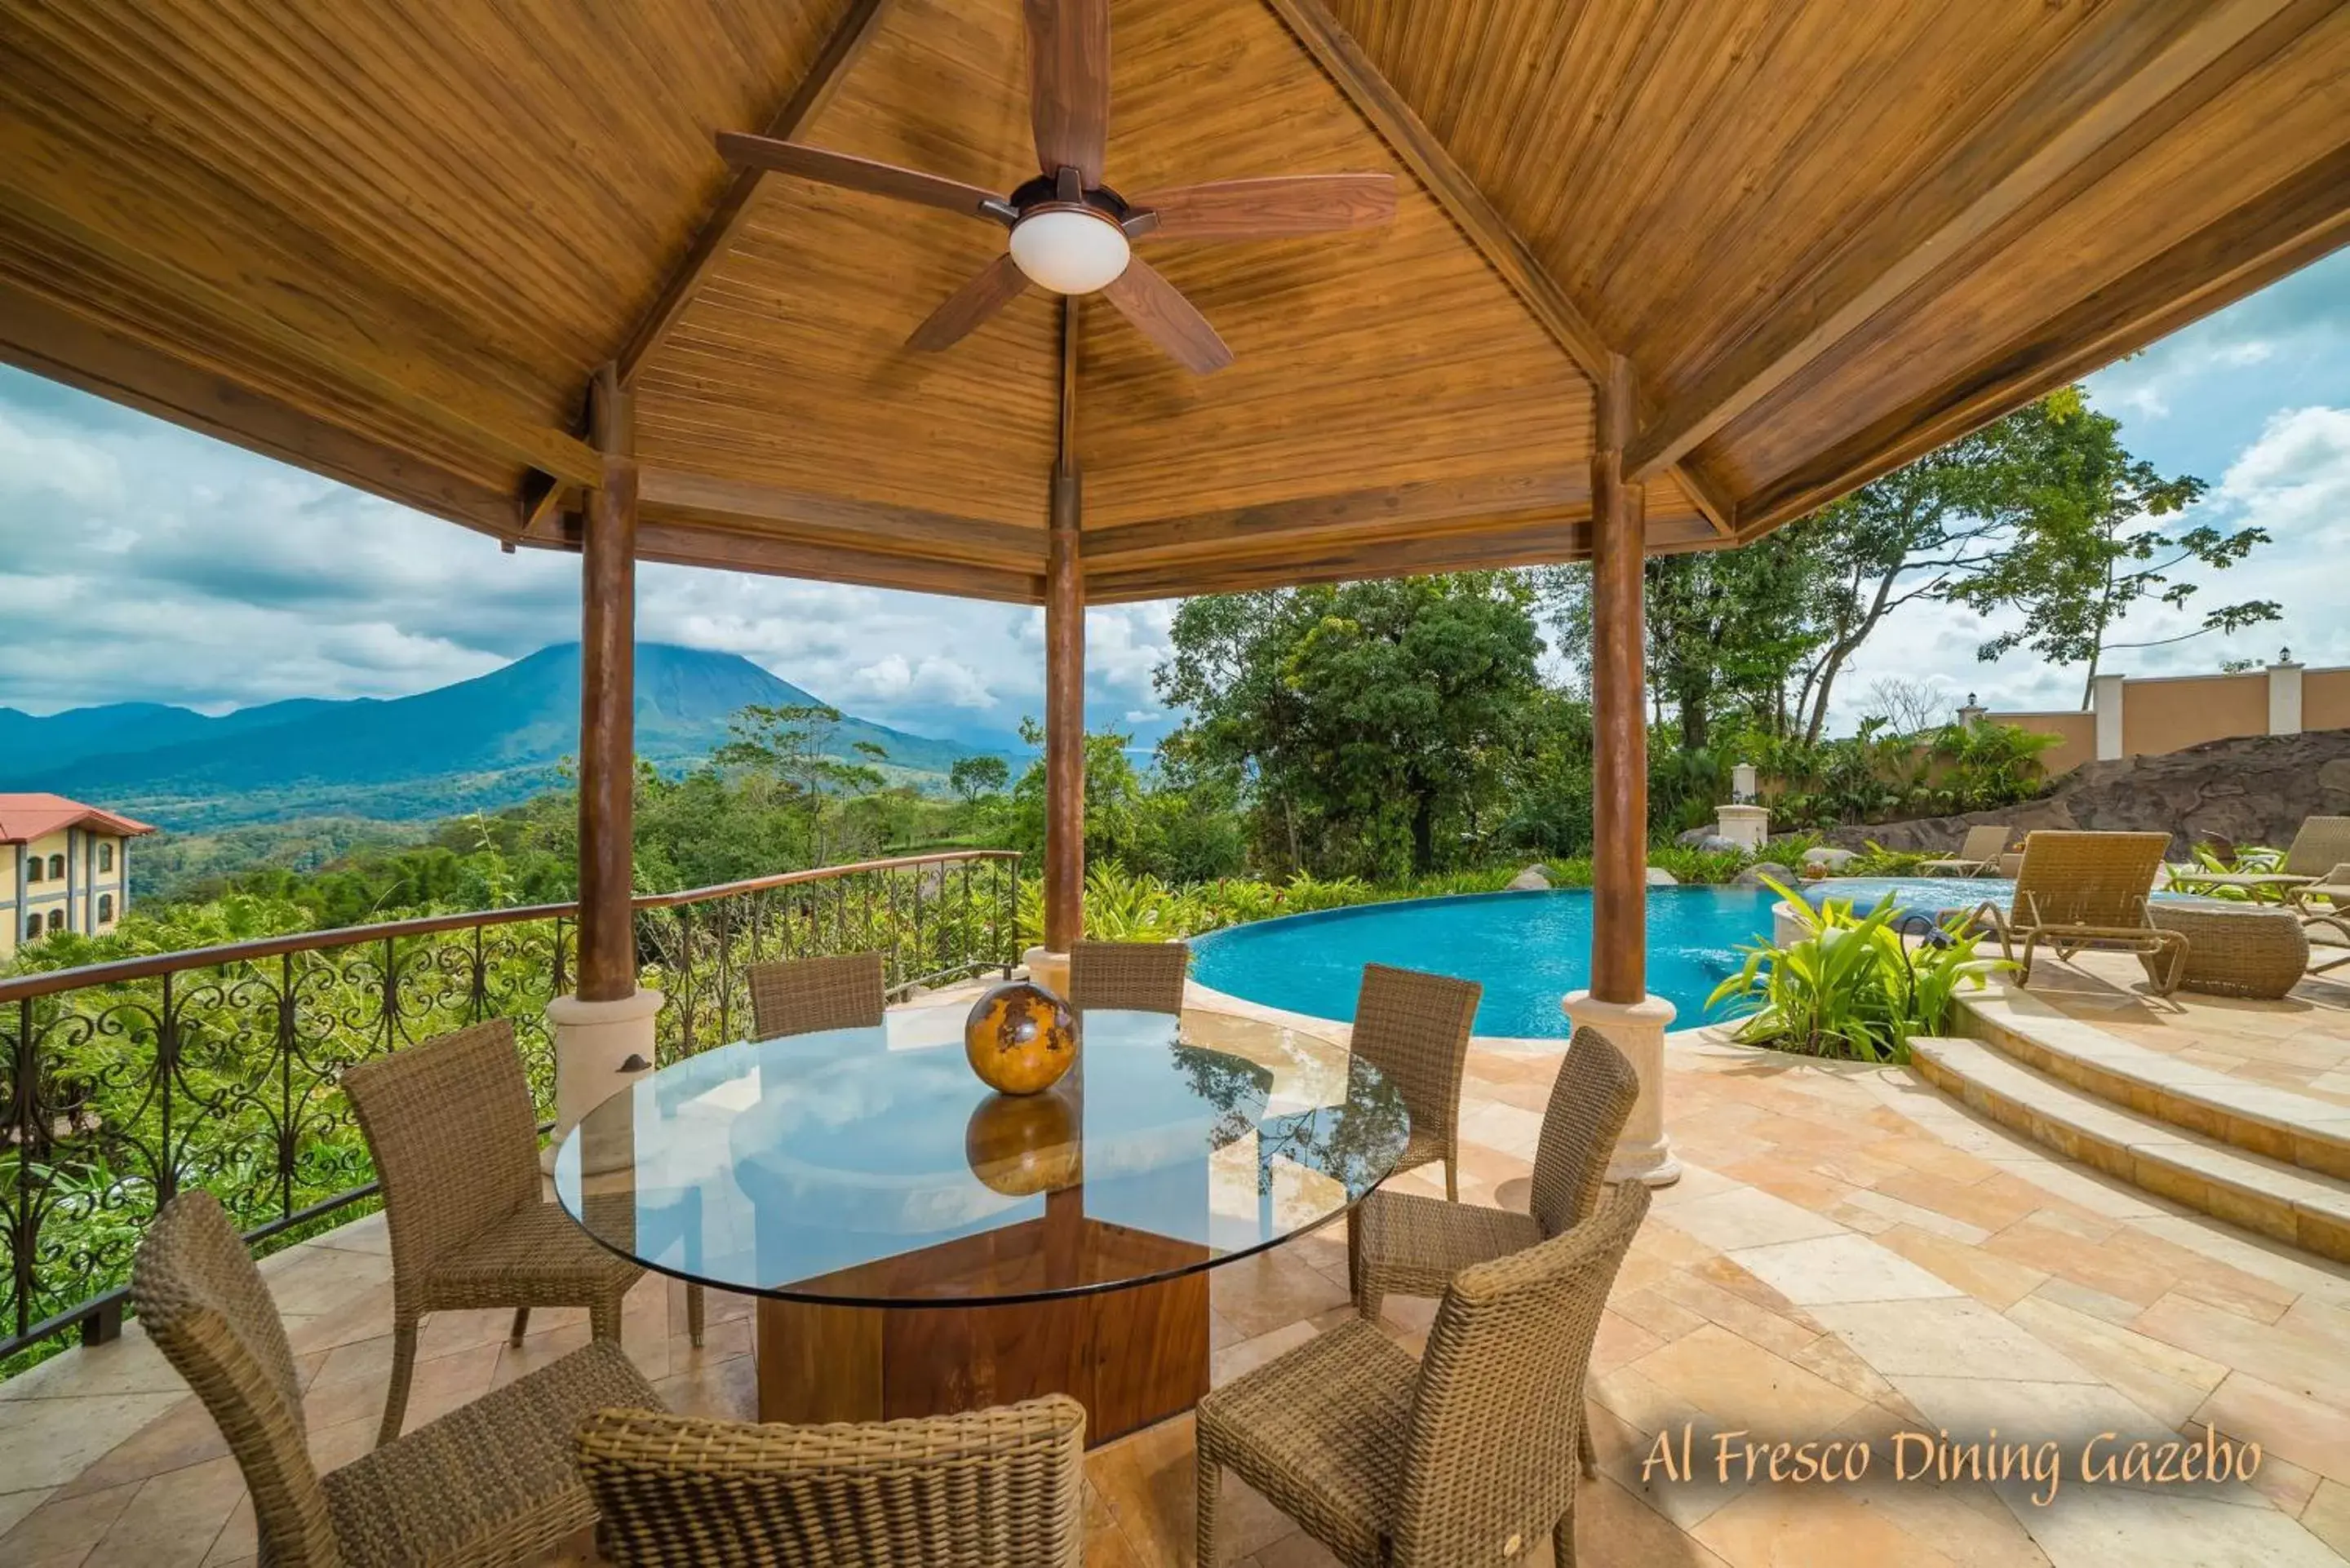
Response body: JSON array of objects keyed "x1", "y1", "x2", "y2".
[
  {"x1": 540, "y1": 987, "x2": 661, "y2": 1176},
  {"x1": 1563, "y1": 990, "x2": 1682, "y2": 1187},
  {"x1": 1022, "y1": 946, "x2": 1071, "y2": 998}
]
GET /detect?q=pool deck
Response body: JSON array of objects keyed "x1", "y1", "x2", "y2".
[{"x1": 3, "y1": 981, "x2": 2347, "y2": 1566}]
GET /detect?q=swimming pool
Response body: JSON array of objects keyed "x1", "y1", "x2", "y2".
[{"x1": 1187, "y1": 880, "x2": 2028, "y2": 1038}]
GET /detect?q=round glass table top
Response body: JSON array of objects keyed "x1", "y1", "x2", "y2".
[{"x1": 552, "y1": 1007, "x2": 1410, "y2": 1307}]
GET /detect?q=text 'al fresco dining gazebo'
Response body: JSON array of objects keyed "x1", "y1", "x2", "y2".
[{"x1": 4, "y1": 0, "x2": 2348, "y2": 1437}]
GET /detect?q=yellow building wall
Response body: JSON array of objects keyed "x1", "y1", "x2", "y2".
[{"x1": 5, "y1": 828, "x2": 133, "y2": 959}]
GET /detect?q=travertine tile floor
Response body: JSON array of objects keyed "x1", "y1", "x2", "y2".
[
  {"x1": 4, "y1": 990, "x2": 2348, "y2": 1566},
  {"x1": 2018, "y1": 948, "x2": 2350, "y2": 1110}
]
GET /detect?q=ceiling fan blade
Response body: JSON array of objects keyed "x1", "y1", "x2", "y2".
[
  {"x1": 717, "y1": 133, "x2": 1007, "y2": 222},
  {"x1": 907, "y1": 253, "x2": 1031, "y2": 352},
  {"x1": 1022, "y1": 0, "x2": 1109, "y2": 184},
  {"x1": 1132, "y1": 175, "x2": 1398, "y2": 241},
  {"x1": 1099, "y1": 257, "x2": 1232, "y2": 374}
]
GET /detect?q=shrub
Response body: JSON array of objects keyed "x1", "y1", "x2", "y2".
[{"x1": 1706, "y1": 878, "x2": 2010, "y2": 1062}]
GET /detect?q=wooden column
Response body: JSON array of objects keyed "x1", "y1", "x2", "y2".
[
  {"x1": 1042, "y1": 300, "x2": 1085, "y2": 955},
  {"x1": 578, "y1": 363, "x2": 639, "y2": 1001},
  {"x1": 1589, "y1": 353, "x2": 1646, "y2": 1003}
]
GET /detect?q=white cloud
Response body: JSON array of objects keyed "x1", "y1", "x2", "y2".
[{"x1": 0, "y1": 367, "x2": 1185, "y2": 745}]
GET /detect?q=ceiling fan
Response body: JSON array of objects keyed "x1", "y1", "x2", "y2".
[{"x1": 716, "y1": 0, "x2": 1397, "y2": 374}]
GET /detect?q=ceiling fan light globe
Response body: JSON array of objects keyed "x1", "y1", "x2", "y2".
[{"x1": 1008, "y1": 207, "x2": 1131, "y2": 295}]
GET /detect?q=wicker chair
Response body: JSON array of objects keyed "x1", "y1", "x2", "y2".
[
  {"x1": 2175, "y1": 816, "x2": 2350, "y2": 898},
  {"x1": 574, "y1": 1397, "x2": 1086, "y2": 1567},
  {"x1": 1921, "y1": 823, "x2": 2011, "y2": 877},
  {"x1": 131, "y1": 1190, "x2": 658, "y2": 1568},
  {"x1": 747, "y1": 950, "x2": 888, "y2": 1039},
  {"x1": 1198, "y1": 1181, "x2": 1652, "y2": 1568},
  {"x1": 1972, "y1": 831, "x2": 2188, "y2": 996},
  {"x1": 1349, "y1": 963, "x2": 1481, "y2": 1203},
  {"x1": 1067, "y1": 938, "x2": 1190, "y2": 1014},
  {"x1": 1351, "y1": 1027, "x2": 1639, "y2": 1481},
  {"x1": 342, "y1": 1018, "x2": 699, "y2": 1447},
  {"x1": 2303, "y1": 872, "x2": 2350, "y2": 978}
]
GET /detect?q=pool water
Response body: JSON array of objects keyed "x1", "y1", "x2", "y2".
[
  {"x1": 1188, "y1": 879, "x2": 2037, "y2": 1039},
  {"x1": 1190, "y1": 888, "x2": 1779, "y2": 1038}
]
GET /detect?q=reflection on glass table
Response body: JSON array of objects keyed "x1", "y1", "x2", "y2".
[{"x1": 552, "y1": 1005, "x2": 1408, "y2": 1442}]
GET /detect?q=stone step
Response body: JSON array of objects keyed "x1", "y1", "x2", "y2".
[
  {"x1": 1958, "y1": 990, "x2": 2350, "y2": 1181},
  {"x1": 1910, "y1": 1034, "x2": 2350, "y2": 1265}
]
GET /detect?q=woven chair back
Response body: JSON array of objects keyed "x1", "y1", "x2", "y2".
[
  {"x1": 1391, "y1": 1181, "x2": 1652, "y2": 1567},
  {"x1": 1954, "y1": 824, "x2": 2011, "y2": 865},
  {"x1": 1350, "y1": 963, "x2": 1479, "y2": 1155},
  {"x1": 131, "y1": 1192, "x2": 343, "y2": 1567},
  {"x1": 1068, "y1": 940, "x2": 1190, "y2": 1015},
  {"x1": 2011, "y1": 831, "x2": 2170, "y2": 929},
  {"x1": 574, "y1": 1396, "x2": 1087, "y2": 1567},
  {"x1": 747, "y1": 951, "x2": 888, "y2": 1040},
  {"x1": 1528, "y1": 1028, "x2": 1641, "y2": 1237},
  {"x1": 342, "y1": 1018, "x2": 543, "y2": 1312},
  {"x1": 2283, "y1": 817, "x2": 2350, "y2": 877}
]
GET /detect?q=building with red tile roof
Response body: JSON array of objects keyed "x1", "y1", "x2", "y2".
[{"x1": 1, "y1": 794, "x2": 156, "y2": 959}]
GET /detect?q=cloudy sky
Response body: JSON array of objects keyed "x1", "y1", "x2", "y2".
[{"x1": 2, "y1": 247, "x2": 2346, "y2": 746}]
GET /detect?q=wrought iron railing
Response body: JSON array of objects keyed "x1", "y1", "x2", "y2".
[{"x1": 0, "y1": 849, "x2": 1020, "y2": 1365}]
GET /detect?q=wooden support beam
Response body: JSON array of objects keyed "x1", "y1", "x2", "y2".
[
  {"x1": 637, "y1": 468, "x2": 1044, "y2": 567},
  {"x1": 576, "y1": 364, "x2": 639, "y2": 1003},
  {"x1": 1043, "y1": 299, "x2": 1085, "y2": 955},
  {"x1": 0, "y1": 278, "x2": 520, "y2": 541},
  {"x1": 0, "y1": 179, "x2": 600, "y2": 489},
  {"x1": 529, "y1": 512, "x2": 1044, "y2": 601},
  {"x1": 1588, "y1": 355, "x2": 1646, "y2": 1005},
  {"x1": 1627, "y1": 0, "x2": 2321, "y2": 484},
  {"x1": 1736, "y1": 135, "x2": 2350, "y2": 536},
  {"x1": 615, "y1": 0, "x2": 898, "y2": 385},
  {"x1": 1259, "y1": 0, "x2": 1731, "y2": 534},
  {"x1": 1084, "y1": 473, "x2": 1591, "y2": 563}
]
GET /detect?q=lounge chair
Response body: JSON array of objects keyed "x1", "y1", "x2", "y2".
[
  {"x1": 2302, "y1": 865, "x2": 2350, "y2": 978},
  {"x1": 1973, "y1": 831, "x2": 2188, "y2": 996},
  {"x1": 2170, "y1": 816, "x2": 2350, "y2": 898},
  {"x1": 1922, "y1": 824, "x2": 2011, "y2": 877}
]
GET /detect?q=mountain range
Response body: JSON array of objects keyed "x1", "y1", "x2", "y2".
[{"x1": 0, "y1": 644, "x2": 1006, "y2": 832}]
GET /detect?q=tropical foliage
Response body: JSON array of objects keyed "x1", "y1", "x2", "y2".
[{"x1": 1707, "y1": 879, "x2": 2011, "y2": 1062}]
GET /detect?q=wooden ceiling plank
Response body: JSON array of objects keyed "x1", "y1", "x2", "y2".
[
  {"x1": 1626, "y1": 0, "x2": 2318, "y2": 483},
  {"x1": 1257, "y1": 0, "x2": 1731, "y2": 535},
  {"x1": 0, "y1": 175, "x2": 598, "y2": 488},
  {"x1": 1736, "y1": 136, "x2": 2350, "y2": 535},
  {"x1": 614, "y1": 0, "x2": 898, "y2": 387}
]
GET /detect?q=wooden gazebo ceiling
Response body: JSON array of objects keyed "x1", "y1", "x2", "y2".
[{"x1": 2, "y1": 0, "x2": 2346, "y2": 605}]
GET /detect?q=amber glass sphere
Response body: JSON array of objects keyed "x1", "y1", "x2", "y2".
[
  {"x1": 963, "y1": 980, "x2": 1077, "y2": 1095},
  {"x1": 964, "y1": 1088, "x2": 1081, "y2": 1197}
]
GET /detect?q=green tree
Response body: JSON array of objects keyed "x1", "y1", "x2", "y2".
[
  {"x1": 949, "y1": 754, "x2": 1010, "y2": 803},
  {"x1": 712, "y1": 703, "x2": 887, "y2": 862},
  {"x1": 1158, "y1": 574, "x2": 1549, "y2": 877},
  {"x1": 1953, "y1": 396, "x2": 2272, "y2": 703}
]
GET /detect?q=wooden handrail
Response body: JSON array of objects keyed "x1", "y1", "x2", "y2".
[{"x1": 0, "y1": 849, "x2": 1022, "y2": 1003}]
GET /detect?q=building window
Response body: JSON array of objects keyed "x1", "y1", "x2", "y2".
[
  {"x1": 47, "y1": 854, "x2": 64, "y2": 880},
  {"x1": 23, "y1": 915, "x2": 36, "y2": 941},
  {"x1": 47, "y1": 909, "x2": 64, "y2": 933},
  {"x1": 99, "y1": 842, "x2": 114, "y2": 873},
  {"x1": 98, "y1": 893, "x2": 114, "y2": 923},
  {"x1": 25, "y1": 858, "x2": 41, "y2": 884}
]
